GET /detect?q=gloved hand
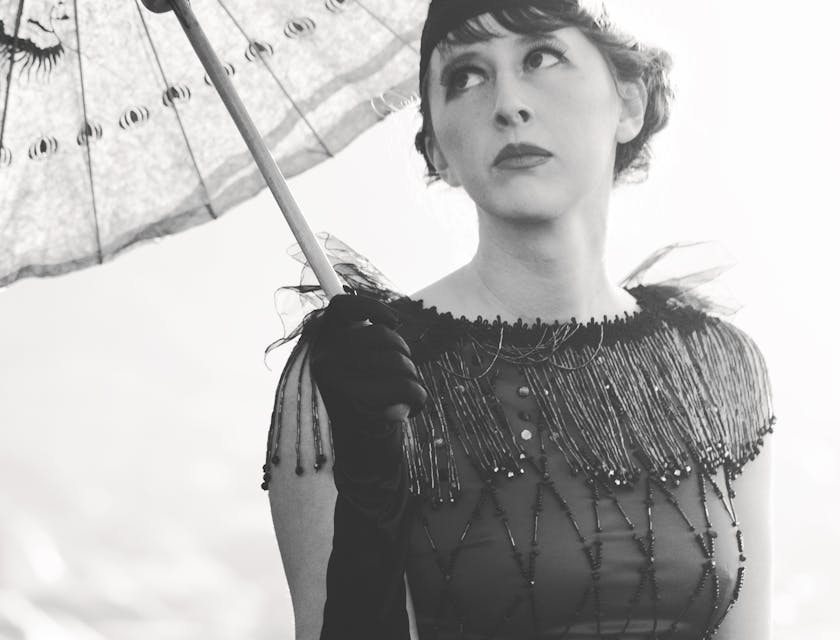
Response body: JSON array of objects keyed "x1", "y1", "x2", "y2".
[{"x1": 307, "y1": 289, "x2": 428, "y2": 640}]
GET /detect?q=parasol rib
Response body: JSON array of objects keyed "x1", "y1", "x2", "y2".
[
  {"x1": 0, "y1": 0, "x2": 25, "y2": 152},
  {"x1": 72, "y1": 0, "x2": 104, "y2": 265},
  {"x1": 214, "y1": 0, "x2": 333, "y2": 159},
  {"x1": 356, "y1": 1, "x2": 421, "y2": 53},
  {"x1": 134, "y1": 0, "x2": 218, "y2": 220}
]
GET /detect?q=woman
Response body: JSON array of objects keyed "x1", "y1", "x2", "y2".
[{"x1": 263, "y1": 1, "x2": 776, "y2": 638}]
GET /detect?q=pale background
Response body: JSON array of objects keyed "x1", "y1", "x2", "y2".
[{"x1": 1, "y1": 1, "x2": 837, "y2": 638}]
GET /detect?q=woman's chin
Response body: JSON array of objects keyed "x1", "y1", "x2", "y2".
[{"x1": 481, "y1": 200, "x2": 572, "y2": 224}]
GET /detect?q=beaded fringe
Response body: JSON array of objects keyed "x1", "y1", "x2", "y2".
[{"x1": 401, "y1": 318, "x2": 775, "y2": 504}]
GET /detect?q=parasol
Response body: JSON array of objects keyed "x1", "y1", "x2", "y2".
[{"x1": 0, "y1": 0, "x2": 426, "y2": 289}]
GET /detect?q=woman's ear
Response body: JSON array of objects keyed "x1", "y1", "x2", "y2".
[
  {"x1": 616, "y1": 79, "x2": 648, "y2": 144},
  {"x1": 424, "y1": 132, "x2": 461, "y2": 187}
]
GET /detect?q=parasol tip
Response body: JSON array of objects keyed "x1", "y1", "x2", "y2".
[{"x1": 140, "y1": 0, "x2": 174, "y2": 13}]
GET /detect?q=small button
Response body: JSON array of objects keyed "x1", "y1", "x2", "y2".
[
  {"x1": 517, "y1": 385, "x2": 531, "y2": 398},
  {"x1": 520, "y1": 429, "x2": 533, "y2": 441}
]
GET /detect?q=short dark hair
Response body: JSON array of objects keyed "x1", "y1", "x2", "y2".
[{"x1": 414, "y1": 4, "x2": 675, "y2": 185}]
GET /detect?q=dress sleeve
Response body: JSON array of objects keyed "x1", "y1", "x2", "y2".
[
  {"x1": 263, "y1": 332, "x2": 332, "y2": 485},
  {"x1": 620, "y1": 239, "x2": 777, "y2": 470},
  {"x1": 262, "y1": 231, "x2": 408, "y2": 480},
  {"x1": 263, "y1": 232, "x2": 413, "y2": 639}
]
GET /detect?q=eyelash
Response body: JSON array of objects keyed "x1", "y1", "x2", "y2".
[{"x1": 442, "y1": 44, "x2": 569, "y2": 94}]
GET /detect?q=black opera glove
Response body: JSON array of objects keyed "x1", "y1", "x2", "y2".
[{"x1": 308, "y1": 291, "x2": 428, "y2": 640}]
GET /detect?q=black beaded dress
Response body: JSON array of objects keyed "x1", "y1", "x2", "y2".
[{"x1": 262, "y1": 234, "x2": 776, "y2": 640}]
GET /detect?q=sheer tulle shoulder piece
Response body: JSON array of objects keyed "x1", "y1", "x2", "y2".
[
  {"x1": 263, "y1": 232, "x2": 405, "y2": 363},
  {"x1": 261, "y1": 232, "x2": 776, "y2": 499},
  {"x1": 618, "y1": 240, "x2": 744, "y2": 318}
]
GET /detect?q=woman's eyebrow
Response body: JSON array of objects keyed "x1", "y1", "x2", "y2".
[{"x1": 438, "y1": 28, "x2": 573, "y2": 79}]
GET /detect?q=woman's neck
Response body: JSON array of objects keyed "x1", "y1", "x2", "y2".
[{"x1": 460, "y1": 202, "x2": 639, "y2": 325}]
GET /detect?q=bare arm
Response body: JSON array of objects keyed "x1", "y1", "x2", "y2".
[
  {"x1": 266, "y1": 339, "x2": 420, "y2": 639},
  {"x1": 711, "y1": 435, "x2": 774, "y2": 639}
]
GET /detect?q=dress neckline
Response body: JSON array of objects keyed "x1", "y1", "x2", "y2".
[
  {"x1": 391, "y1": 284, "x2": 658, "y2": 332},
  {"x1": 387, "y1": 283, "x2": 717, "y2": 355}
]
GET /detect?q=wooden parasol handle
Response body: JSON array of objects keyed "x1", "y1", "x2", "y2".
[{"x1": 141, "y1": 0, "x2": 410, "y2": 423}]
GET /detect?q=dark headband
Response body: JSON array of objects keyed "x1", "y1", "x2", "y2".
[{"x1": 418, "y1": 0, "x2": 607, "y2": 93}]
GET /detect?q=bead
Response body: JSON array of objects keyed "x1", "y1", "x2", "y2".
[
  {"x1": 433, "y1": 437, "x2": 446, "y2": 448},
  {"x1": 295, "y1": 465, "x2": 304, "y2": 476},
  {"x1": 521, "y1": 429, "x2": 533, "y2": 441},
  {"x1": 260, "y1": 482, "x2": 268, "y2": 490},
  {"x1": 517, "y1": 385, "x2": 531, "y2": 398},
  {"x1": 271, "y1": 455, "x2": 280, "y2": 465},
  {"x1": 454, "y1": 384, "x2": 466, "y2": 393},
  {"x1": 316, "y1": 453, "x2": 327, "y2": 466}
]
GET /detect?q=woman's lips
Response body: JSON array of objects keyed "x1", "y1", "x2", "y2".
[{"x1": 494, "y1": 155, "x2": 552, "y2": 170}]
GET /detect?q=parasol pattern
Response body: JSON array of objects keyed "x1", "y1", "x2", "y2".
[{"x1": 0, "y1": 0, "x2": 426, "y2": 288}]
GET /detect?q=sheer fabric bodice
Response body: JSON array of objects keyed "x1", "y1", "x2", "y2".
[
  {"x1": 386, "y1": 290, "x2": 772, "y2": 639},
  {"x1": 261, "y1": 234, "x2": 775, "y2": 640}
]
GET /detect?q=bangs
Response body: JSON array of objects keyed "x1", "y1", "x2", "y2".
[{"x1": 437, "y1": 5, "x2": 591, "y2": 55}]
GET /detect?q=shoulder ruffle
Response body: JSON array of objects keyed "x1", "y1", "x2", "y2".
[
  {"x1": 618, "y1": 240, "x2": 744, "y2": 318},
  {"x1": 264, "y1": 232, "x2": 406, "y2": 364}
]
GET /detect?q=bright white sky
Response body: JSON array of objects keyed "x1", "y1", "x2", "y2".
[{"x1": 0, "y1": 1, "x2": 837, "y2": 638}]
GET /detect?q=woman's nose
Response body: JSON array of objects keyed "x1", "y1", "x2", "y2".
[{"x1": 493, "y1": 74, "x2": 533, "y2": 127}]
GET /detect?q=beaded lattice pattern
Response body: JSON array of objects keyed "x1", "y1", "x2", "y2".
[{"x1": 263, "y1": 283, "x2": 775, "y2": 639}]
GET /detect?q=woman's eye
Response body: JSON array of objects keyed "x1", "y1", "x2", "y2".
[
  {"x1": 443, "y1": 47, "x2": 566, "y2": 95},
  {"x1": 526, "y1": 48, "x2": 567, "y2": 70},
  {"x1": 448, "y1": 67, "x2": 484, "y2": 92}
]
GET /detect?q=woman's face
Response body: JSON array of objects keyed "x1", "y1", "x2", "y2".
[{"x1": 424, "y1": 15, "x2": 643, "y2": 221}]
